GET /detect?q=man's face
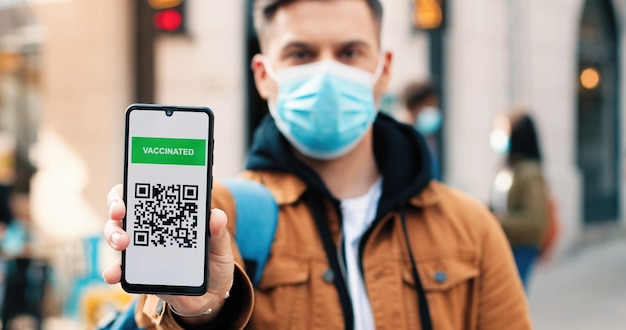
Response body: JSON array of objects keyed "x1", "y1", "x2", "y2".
[{"x1": 252, "y1": 0, "x2": 392, "y2": 105}]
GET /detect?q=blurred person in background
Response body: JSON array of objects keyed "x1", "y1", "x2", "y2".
[
  {"x1": 490, "y1": 111, "x2": 549, "y2": 290},
  {"x1": 103, "y1": 0, "x2": 531, "y2": 329},
  {"x1": 395, "y1": 81, "x2": 442, "y2": 180}
]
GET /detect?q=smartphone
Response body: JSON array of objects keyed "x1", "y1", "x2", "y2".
[{"x1": 122, "y1": 104, "x2": 214, "y2": 295}]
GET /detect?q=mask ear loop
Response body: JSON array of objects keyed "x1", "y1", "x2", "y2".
[
  {"x1": 260, "y1": 56, "x2": 282, "y2": 121},
  {"x1": 261, "y1": 56, "x2": 279, "y2": 82},
  {"x1": 371, "y1": 53, "x2": 386, "y2": 83},
  {"x1": 371, "y1": 53, "x2": 386, "y2": 110}
]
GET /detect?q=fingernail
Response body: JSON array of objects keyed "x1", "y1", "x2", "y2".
[
  {"x1": 108, "y1": 199, "x2": 118, "y2": 213},
  {"x1": 111, "y1": 232, "x2": 121, "y2": 247}
]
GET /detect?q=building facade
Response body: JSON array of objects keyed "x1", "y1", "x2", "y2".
[{"x1": 8, "y1": 0, "x2": 624, "y2": 256}]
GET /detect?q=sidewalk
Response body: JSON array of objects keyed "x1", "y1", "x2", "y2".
[{"x1": 528, "y1": 238, "x2": 626, "y2": 330}]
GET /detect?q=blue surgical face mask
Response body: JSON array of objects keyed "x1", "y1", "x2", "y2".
[
  {"x1": 265, "y1": 59, "x2": 383, "y2": 160},
  {"x1": 415, "y1": 107, "x2": 442, "y2": 136}
]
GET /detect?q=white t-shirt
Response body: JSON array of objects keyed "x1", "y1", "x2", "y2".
[{"x1": 340, "y1": 178, "x2": 383, "y2": 330}]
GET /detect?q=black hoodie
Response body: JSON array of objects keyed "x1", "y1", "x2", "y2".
[{"x1": 245, "y1": 112, "x2": 433, "y2": 218}]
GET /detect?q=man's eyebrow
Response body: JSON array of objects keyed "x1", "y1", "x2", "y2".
[
  {"x1": 279, "y1": 40, "x2": 373, "y2": 52},
  {"x1": 280, "y1": 41, "x2": 313, "y2": 51},
  {"x1": 338, "y1": 40, "x2": 372, "y2": 49}
]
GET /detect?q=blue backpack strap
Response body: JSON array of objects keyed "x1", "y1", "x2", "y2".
[{"x1": 223, "y1": 179, "x2": 278, "y2": 286}]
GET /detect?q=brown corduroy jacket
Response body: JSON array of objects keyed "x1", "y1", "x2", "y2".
[{"x1": 134, "y1": 171, "x2": 532, "y2": 329}]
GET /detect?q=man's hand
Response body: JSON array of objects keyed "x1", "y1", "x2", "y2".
[{"x1": 103, "y1": 184, "x2": 235, "y2": 324}]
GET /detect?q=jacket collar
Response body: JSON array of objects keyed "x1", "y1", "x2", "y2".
[
  {"x1": 408, "y1": 181, "x2": 441, "y2": 207},
  {"x1": 254, "y1": 171, "x2": 442, "y2": 208}
]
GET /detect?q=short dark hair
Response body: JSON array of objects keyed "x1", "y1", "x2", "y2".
[
  {"x1": 508, "y1": 113, "x2": 542, "y2": 165},
  {"x1": 253, "y1": 0, "x2": 383, "y2": 48},
  {"x1": 401, "y1": 81, "x2": 438, "y2": 110}
]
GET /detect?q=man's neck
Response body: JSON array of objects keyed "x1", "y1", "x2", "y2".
[{"x1": 298, "y1": 130, "x2": 380, "y2": 199}]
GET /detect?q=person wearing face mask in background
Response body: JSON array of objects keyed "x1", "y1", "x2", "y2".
[
  {"x1": 102, "y1": 1, "x2": 531, "y2": 329},
  {"x1": 489, "y1": 110, "x2": 550, "y2": 290},
  {"x1": 395, "y1": 81, "x2": 442, "y2": 180}
]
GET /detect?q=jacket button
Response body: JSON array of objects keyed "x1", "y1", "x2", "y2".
[
  {"x1": 434, "y1": 271, "x2": 447, "y2": 283},
  {"x1": 156, "y1": 299, "x2": 164, "y2": 316},
  {"x1": 322, "y1": 269, "x2": 335, "y2": 283}
]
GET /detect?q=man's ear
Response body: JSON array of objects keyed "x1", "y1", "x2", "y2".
[
  {"x1": 251, "y1": 54, "x2": 276, "y2": 100},
  {"x1": 374, "y1": 50, "x2": 393, "y2": 98}
]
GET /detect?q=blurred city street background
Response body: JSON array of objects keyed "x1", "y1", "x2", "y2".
[
  {"x1": 529, "y1": 229, "x2": 626, "y2": 330},
  {"x1": 0, "y1": 0, "x2": 626, "y2": 329}
]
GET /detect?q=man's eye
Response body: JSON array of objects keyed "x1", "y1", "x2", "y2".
[
  {"x1": 290, "y1": 51, "x2": 311, "y2": 60},
  {"x1": 340, "y1": 49, "x2": 359, "y2": 58}
]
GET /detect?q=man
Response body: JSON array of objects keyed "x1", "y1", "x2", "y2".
[
  {"x1": 396, "y1": 81, "x2": 443, "y2": 180},
  {"x1": 104, "y1": 0, "x2": 532, "y2": 329}
]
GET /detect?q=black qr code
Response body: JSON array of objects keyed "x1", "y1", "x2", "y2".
[{"x1": 133, "y1": 183, "x2": 200, "y2": 248}]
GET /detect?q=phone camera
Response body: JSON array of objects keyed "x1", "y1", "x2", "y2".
[{"x1": 165, "y1": 109, "x2": 174, "y2": 117}]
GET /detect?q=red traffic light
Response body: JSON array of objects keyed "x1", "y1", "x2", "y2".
[{"x1": 153, "y1": 8, "x2": 182, "y2": 32}]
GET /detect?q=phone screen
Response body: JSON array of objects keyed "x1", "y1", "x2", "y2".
[{"x1": 122, "y1": 104, "x2": 213, "y2": 295}]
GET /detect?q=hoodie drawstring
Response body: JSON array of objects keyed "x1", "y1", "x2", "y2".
[
  {"x1": 307, "y1": 191, "x2": 355, "y2": 330},
  {"x1": 399, "y1": 207, "x2": 433, "y2": 330}
]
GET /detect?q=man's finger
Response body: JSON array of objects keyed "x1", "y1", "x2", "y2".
[
  {"x1": 208, "y1": 208, "x2": 231, "y2": 261},
  {"x1": 107, "y1": 184, "x2": 125, "y2": 221},
  {"x1": 104, "y1": 220, "x2": 130, "y2": 251},
  {"x1": 206, "y1": 208, "x2": 235, "y2": 296},
  {"x1": 102, "y1": 262, "x2": 122, "y2": 284}
]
